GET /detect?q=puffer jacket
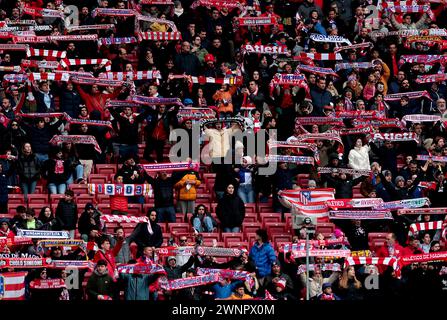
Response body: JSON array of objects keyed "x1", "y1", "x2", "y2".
[
  {"x1": 55, "y1": 199, "x2": 78, "y2": 230},
  {"x1": 86, "y1": 269, "x2": 115, "y2": 300},
  {"x1": 16, "y1": 153, "x2": 41, "y2": 183},
  {"x1": 248, "y1": 242, "x2": 277, "y2": 278},
  {"x1": 174, "y1": 172, "x2": 201, "y2": 201}
]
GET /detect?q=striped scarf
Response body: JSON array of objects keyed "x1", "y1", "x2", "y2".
[
  {"x1": 70, "y1": 76, "x2": 124, "y2": 87},
  {"x1": 266, "y1": 154, "x2": 314, "y2": 165},
  {"x1": 296, "y1": 263, "x2": 342, "y2": 274},
  {"x1": 22, "y1": 6, "x2": 65, "y2": 18},
  {"x1": 187, "y1": 75, "x2": 243, "y2": 85},
  {"x1": 408, "y1": 220, "x2": 445, "y2": 236},
  {"x1": 66, "y1": 24, "x2": 115, "y2": 33},
  {"x1": 28, "y1": 72, "x2": 70, "y2": 82},
  {"x1": 238, "y1": 16, "x2": 277, "y2": 26},
  {"x1": 398, "y1": 55, "x2": 444, "y2": 67},
  {"x1": 386, "y1": 5, "x2": 434, "y2": 20},
  {"x1": 141, "y1": 162, "x2": 200, "y2": 172},
  {"x1": 384, "y1": 90, "x2": 432, "y2": 101},
  {"x1": 401, "y1": 114, "x2": 441, "y2": 125},
  {"x1": 91, "y1": 8, "x2": 136, "y2": 17},
  {"x1": 334, "y1": 42, "x2": 373, "y2": 52},
  {"x1": 49, "y1": 135, "x2": 101, "y2": 153},
  {"x1": 326, "y1": 198, "x2": 384, "y2": 209},
  {"x1": 295, "y1": 65, "x2": 338, "y2": 77},
  {"x1": 60, "y1": 59, "x2": 111, "y2": 71},
  {"x1": 100, "y1": 215, "x2": 149, "y2": 224},
  {"x1": 0, "y1": 44, "x2": 27, "y2": 51},
  {"x1": 137, "y1": 31, "x2": 182, "y2": 41},
  {"x1": 159, "y1": 274, "x2": 221, "y2": 290},
  {"x1": 298, "y1": 52, "x2": 342, "y2": 61},
  {"x1": 21, "y1": 60, "x2": 59, "y2": 69},
  {"x1": 317, "y1": 167, "x2": 371, "y2": 176},
  {"x1": 416, "y1": 73, "x2": 447, "y2": 84},
  {"x1": 295, "y1": 117, "x2": 344, "y2": 126},
  {"x1": 132, "y1": 95, "x2": 182, "y2": 106},
  {"x1": 344, "y1": 257, "x2": 399, "y2": 271},
  {"x1": 98, "y1": 71, "x2": 161, "y2": 81}
]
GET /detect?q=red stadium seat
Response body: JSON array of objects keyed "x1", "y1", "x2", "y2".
[
  {"x1": 69, "y1": 184, "x2": 89, "y2": 196},
  {"x1": 222, "y1": 233, "x2": 244, "y2": 246},
  {"x1": 196, "y1": 193, "x2": 211, "y2": 202},
  {"x1": 227, "y1": 241, "x2": 249, "y2": 249},
  {"x1": 28, "y1": 203, "x2": 47, "y2": 212},
  {"x1": 27, "y1": 194, "x2": 48, "y2": 204},
  {"x1": 316, "y1": 223, "x2": 335, "y2": 236},
  {"x1": 259, "y1": 213, "x2": 282, "y2": 226},
  {"x1": 245, "y1": 232, "x2": 257, "y2": 244},
  {"x1": 88, "y1": 174, "x2": 108, "y2": 185},
  {"x1": 49, "y1": 194, "x2": 65, "y2": 205},
  {"x1": 242, "y1": 222, "x2": 262, "y2": 234},
  {"x1": 368, "y1": 232, "x2": 389, "y2": 250},
  {"x1": 175, "y1": 213, "x2": 184, "y2": 223},
  {"x1": 244, "y1": 213, "x2": 257, "y2": 223},
  {"x1": 168, "y1": 223, "x2": 191, "y2": 235},
  {"x1": 257, "y1": 203, "x2": 274, "y2": 213},
  {"x1": 127, "y1": 204, "x2": 142, "y2": 216},
  {"x1": 272, "y1": 234, "x2": 293, "y2": 246},
  {"x1": 96, "y1": 164, "x2": 117, "y2": 176},
  {"x1": 8, "y1": 194, "x2": 25, "y2": 206},
  {"x1": 97, "y1": 204, "x2": 111, "y2": 215},
  {"x1": 265, "y1": 222, "x2": 288, "y2": 235},
  {"x1": 244, "y1": 203, "x2": 256, "y2": 213},
  {"x1": 96, "y1": 195, "x2": 110, "y2": 204}
]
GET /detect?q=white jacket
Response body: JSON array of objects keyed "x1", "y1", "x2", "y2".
[{"x1": 348, "y1": 145, "x2": 371, "y2": 170}]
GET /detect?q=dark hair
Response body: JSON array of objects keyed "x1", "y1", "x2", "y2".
[
  {"x1": 147, "y1": 208, "x2": 157, "y2": 218},
  {"x1": 65, "y1": 189, "x2": 74, "y2": 197},
  {"x1": 99, "y1": 236, "x2": 110, "y2": 246},
  {"x1": 194, "y1": 204, "x2": 209, "y2": 215},
  {"x1": 114, "y1": 226, "x2": 124, "y2": 233},
  {"x1": 256, "y1": 229, "x2": 269, "y2": 243},
  {"x1": 38, "y1": 206, "x2": 54, "y2": 222},
  {"x1": 16, "y1": 205, "x2": 27, "y2": 214}
]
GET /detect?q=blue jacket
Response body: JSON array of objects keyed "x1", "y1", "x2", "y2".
[
  {"x1": 212, "y1": 280, "x2": 242, "y2": 299},
  {"x1": 249, "y1": 242, "x2": 277, "y2": 278}
]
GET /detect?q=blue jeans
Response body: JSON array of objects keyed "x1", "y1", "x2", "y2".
[
  {"x1": 238, "y1": 184, "x2": 255, "y2": 204},
  {"x1": 35, "y1": 153, "x2": 49, "y2": 165},
  {"x1": 66, "y1": 164, "x2": 84, "y2": 184},
  {"x1": 193, "y1": 216, "x2": 214, "y2": 233},
  {"x1": 21, "y1": 181, "x2": 37, "y2": 196},
  {"x1": 48, "y1": 183, "x2": 67, "y2": 194},
  {"x1": 156, "y1": 206, "x2": 176, "y2": 223},
  {"x1": 223, "y1": 227, "x2": 240, "y2": 233}
]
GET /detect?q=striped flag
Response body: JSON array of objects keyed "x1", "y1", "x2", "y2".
[
  {"x1": 279, "y1": 189, "x2": 335, "y2": 205},
  {"x1": 0, "y1": 272, "x2": 27, "y2": 300}
]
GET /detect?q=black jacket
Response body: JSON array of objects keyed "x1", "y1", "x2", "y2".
[
  {"x1": 110, "y1": 108, "x2": 150, "y2": 145},
  {"x1": 60, "y1": 88, "x2": 81, "y2": 118},
  {"x1": 164, "y1": 256, "x2": 195, "y2": 280},
  {"x1": 43, "y1": 158, "x2": 72, "y2": 184},
  {"x1": 174, "y1": 52, "x2": 201, "y2": 76},
  {"x1": 127, "y1": 221, "x2": 163, "y2": 256},
  {"x1": 216, "y1": 192, "x2": 246, "y2": 229},
  {"x1": 16, "y1": 153, "x2": 41, "y2": 183},
  {"x1": 147, "y1": 176, "x2": 175, "y2": 208},
  {"x1": 78, "y1": 210, "x2": 102, "y2": 235},
  {"x1": 324, "y1": 175, "x2": 365, "y2": 199},
  {"x1": 55, "y1": 199, "x2": 78, "y2": 230},
  {"x1": 22, "y1": 119, "x2": 63, "y2": 154}
]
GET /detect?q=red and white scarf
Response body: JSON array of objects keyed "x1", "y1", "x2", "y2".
[
  {"x1": 296, "y1": 65, "x2": 338, "y2": 77},
  {"x1": 21, "y1": 60, "x2": 59, "y2": 69},
  {"x1": 65, "y1": 24, "x2": 115, "y2": 33},
  {"x1": 91, "y1": 8, "x2": 136, "y2": 17},
  {"x1": 132, "y1": 95, "x2": 182, "y2": 106},
  {"x1": 241, "y1": 44, "x2": 288, "y2": 55},
  {"x1": 329, "y1": 210, "x2": 393, "y2": 220},
  {"x1": 295, "y1": 117, "x2": 344, "y2": 126},
  {"x1": 65, "y1": 117, "x2": 113, "y2": 129},
  {"x1": 401, "y1": 114, "x2": 441, "y2": 125},
  {"x1": 353, "y1": 118, "x2": 404, "y2": 129},
  {"x1": 22, "y1": 6, "x2": 65, "y2": 18},
  {"x1": 14, "y1": 35, "x2": 98, "y2": 43},
  {"x1": 27, "y1": 72, "x2": 70, "y2": 82},
  {"x1": 160, "y1": 274, "x2": 221, "y2": 290},
  {"x1": 335, "y1": 126, "x2": 374, "y2": 136},
  {"x1": 398, "y1": 207, "x2": 447, "y2": 215},
  {"x1": 106, "y1": 100, "x2": 141, "y2": 108},
  {"x1": 70, "y1": 76, "x2": 124, "y2": 87},
  {"x1": 416, "y1": 73, "x2": 447, "y2": 84},
  {"x1": 29, "y1": 279, "x2": 66, "y2": 289},
  {"x1": 344, "y1": 257, "x2": 399, "y2": 270},
  {"x1": 327, "y1": 198, "x2": 384, "y2": 209},
  {"x1": 88, "y1": 184, "x2": 152, "y2": 196},
  {"x1": 117, "y1": 263, "x2": 167, "y2": 275},
  {"x1": 97, "y1": 37, "x2": 138, "y2": 46},
  {"x1": 384, "y1": 90, "x2": 432, "y2": 101},
  {"x1": 334, "y1": 42, "x2": 373, "y2": 52},
  {"x1": 0, "y1": 237, "x2": 33, "y2": 247},
  {"x1": 100, "y1": 215, "x2": 149, "y2": 224},
  {"x1": 20, "y1": 112, "x2": 65, "y2": 119},
  {"x1": 266, "y1": 154, "x2": 315, "y2": 165},
  {"x1": 417, "y1": 154, "x2": 447, "y2": 162},
  {"x1": 398, "y1": 55, "x2": 444, "y2": 67},
  {"x1": 281, "y1": 239, "x2": 349, "y2": 253},
  {"x1": 386, "y1": 5, "x2": 434, "y2": 20},
  {"x1": 0, "y1": 258, "x2": 52, "y2": 269},
  {"x1": 400, "y1": 251, "x2": 447, "y2": 266},
  {"x1": 372, "y1": 132, "x2": 419, "y2": 142},
  {"x1": 317, "y1": 167, "x2": 371, "y2": 176},
  {"x1": 408, "y1": 220, "x2": 445, "y2": 236},
  {"x1": 98, "y1": 71, "x2": 161, "y2": 81},
  {"x1": 141, "y1": 162, "x2": 200, "y2": 173},
  {"x1": 292, "y1": 249, "x2": 351, "y2": 258},
  {"x1": 310, "y1": 33, "x2": 351, "y2": 45},
  {"x1": 26, "y1": 48, "x2": 66, "y2": 59},
  {"x1": 298, "y1": 52, "x2": 343, "y2": 61},
  {"x1": 60, "y1": 59, "x2": 111, "y2": 71},
  {"x1": 238, "y1": 16, "x2": 277, "y2": 26},
  {"x1": 196, "y1": 246, "x2": 242, "y2": 257},
  {"x1": 268, "y1": 141, "x2": 319, "y2": 161},
  {"x1": 297, "y1": 263, "x2": 342, "y2": 274},
  {"x1": 49, "y1": 135, "x2": 101, "y2": 153},
  {"x1": 377, "y1": 198, "x2": 431, "y2": 210},
  {"x1": 334, "y1": 62, "x2": 374, "y2": 72},
  {"x1": 137, "y1": 31, "x2": 182, "y2": 41},
  {"x1": 0, "y1": 44, "x2": 27, "y2": 51},
  {"x1": 335, "y1": 111, "x2": 384, "y2": 119}
]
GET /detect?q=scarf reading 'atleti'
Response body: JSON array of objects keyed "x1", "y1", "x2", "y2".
[
  {"x1": 295, "y1": 117, "x2": 344, "y2": 126},
  {"x1": 372, "y1": 132, "x2": 419, "y2": 142},
  {"x1": 353, "y1": 118, "x2": 404, "y2": 128},
  {"x1": 0, "y1": 237, "x2": 33, "y2": 247},
  {"x1": 329, "y1": 210, "x2": 393, "y2": 220},
  {"x1": 310, "y1": 34, "x2": 351, "y2": 45},
  {"x1": 238, "y1": 17, "x2": 276, "y2": 26},
  {"x1": 29, "y1": 279, "x2": 66, "y2": 289},
  {"x1": 417, "y1": 155, "x2": 447, "y2": 162},
  {"x1": 137, "y1": 31, "x2": 182, "y2": 41},
  {"x1": 292, "y1": 249, "x2": 351, "y2": 258},
  {"x1": 60, "y1": 59, "x2": 111, "y2": 71},
  {"x1": 91, "y1": 8, "x2": 136, "y2": 17},
  {"x1": 142, "y1": 162, "x2": 200, "y2": 172},
  {"x1": 281, "y1": 239, "x2": 349, "y2": 253},
  {"x1": 344, "y1": 257, "x2": 399, "y2": 270},
  {"x1": 66, "y1": 24, "x2": 115, "y2": 33},
  {"x1": 191, "y1": 0, "x2": 243, "y2": 9},
  {"x1": 16, "y1": 229, "x2": 69, "y2": 239},
  {"x1": 100, "y1": 214, "x2": 149, "y2": 224},
  {"x1": 408, "y1": 220, "x2": 445, "y2": 236},
  {"x1": 297, "y1": 263, "x2": 342, "y2": 274},
  {"x1": 401, "y1": 114, "x2": 441, "y2": 125},
  {"x1": 21, "y1": 60, "x2": 59, "y2": 69},
  {"x1": 50, "y1": 135, "x2": 101, "y2": 153},
  {"x1": 266, "y1": 154, "x2": 315, "y2": 165},
  {"x1": 22, "y1": 6, "x2": 65, "y2": 18},
  {"x1": 26, "y1": 48, "x2": 66, "y2": 59},
  {"x1": 334, "y1": 42, "x2": 373, "y2": 52},
  {"x1": 0, "y1": 258, "x2": 52, "y2": 269},
  {"x1": 88, "y1": 184, "x2": 152, "y2": 196},
  {"x1": 117, "y1": 263, "x2": 167, "y2": 275},
  {"x1": 384, "y1": 91, "x2": 432, "y2": 101},
  {"x1": 298, "y1": 52, "x2": 343, "y2": 61},
  {"x1": 241, "y1": 44, "x2": 288, "y2": 55},
  {"x1": 132, "y1": 95, "x2": 182, "y2": 106},
  {"x1": 416, "y1": 73, "x2": 447, "y2": 84},
  {"x1": 98, "y1": 71, "x2": 161, "y2": 81},
  {"x1": 326, "y1": 198, "x2": 384, "y2": 209},
  {"x1": 296, "y1": 65, "x2": 338, "y2": 77},
  {"x1": 377, "y1": 197, "x2": 430, "y2": 210},
  {"x1": 398, "y1": 207, "x2": 447, "y2": 215},
  {"x1": 400, "y1": 251, "x2": 447, "y2": 266},
  {"x1": 97, "y1": 37, "x2": 138, "y2": 46},
  {"x1": 334, "y1": 62, "x2": 374, "y2": 72},
  {"x1": 160, "y1": 274, "x2": 221, "y2": 290},
  {"x1": 70, "y1": 76, "x2": 124, "y2": 87}
]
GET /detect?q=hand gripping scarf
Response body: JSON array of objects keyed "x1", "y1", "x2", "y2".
[
  {"x1": 310, "y1": 33, "x2": 351, "y2": 45},
  {"x1": 329, "y1": 210, "x2": 393, "y2": 220},
  {"x1": 29, "y1": 279, "x2": 66, "y2": 289},
  {"x1": 87, "y1": 183, "x2": 152, "y2": 196},
  {"x1": 326, "y1": 198, "x2": 384, "y2": 209},
  {"x1": 49, "y1": 135, "x2": 101, "y2": 153},
  {"x1": 372, "y1": 132, "x2": 419, "y2": 142}
]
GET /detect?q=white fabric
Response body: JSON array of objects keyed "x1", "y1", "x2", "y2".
[{"x1": 348, "y1": 145, "x2": 371, "y2": 170}]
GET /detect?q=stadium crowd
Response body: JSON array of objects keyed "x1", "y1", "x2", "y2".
[{"x1": 1, "y1": 0, "x2": 447, "y2": 301}]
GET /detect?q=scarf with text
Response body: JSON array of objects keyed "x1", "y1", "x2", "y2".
[
  {"x1": 408, "y1": 220, "x2": 445, "y2": 236},
  {"x1": 66, "y1": 24, "x2": 116, "y2": 33},
  {"x1": 335, "y1": 111, "x2": 384, "y2": 119},
  {"x1": 416, "y1": 73, "x2": 447, "y2": 83},
  {"x1": 281, "y1": 239, "x2": 349, "y2": 253},
  {"x1": 289, "y1": 201, "x2": 329, "y2": 218},
  {"x1": 295, "y1": 117, "x2": 344, "y2": 126},
  {"x1": 159, "y1": 274, "x2": 221, "y2": 290},
  {"x1": 353, "y1": 118, "x2": 404, "y2": 129},
  {"x1": 49, "y1": 135, "x2": 101, "y2": 153},
  {"x1": 29, "y1": 279, "x2": 66, "y2": 289},
  {"x1": 398, "y1": 207, "x2": 447, "y2": 215},
  {"x1": 335, "y1": 126, "x2": 374, "y2": 137},
  {"x1": 334, "y1": 42, "x2": 373, "y2": 52},
  {"x1": 106, "y1": 100, "x2": 141, "y2": 108},
  {"x1": 0, "y1": 237, "x2": 33, "y2": 247},
  {"x1": 26, "y1": 48, "x2": 66, "y2": 59},
  {"x1": 265, "y1": 154, "x2": 315, "y2": 165},
  {"x1": 98, "y1": 71, "x2": 161, "y2": 81},
  {"x1": 132, "y1": 95, "x2": 182, "y2": 106},
  {"x1": 156, "y1": 246, "x2": 195, "y2": 256},
  {"x1": 97, "y1": 37, "x2": 138, "y2": 47},
  {"x1": 398, "y1": 55, "x2": 445, "y2": 67},
  {"x1": 196, "y1": 246, "x2": 242, "y2": 257},
  {"x1": 190, "y1": 0, "x2": 243, "y2": 9},
  {"x1": 384, "y1": 90, "x2": 432, "y2": 101},
  {"x1": 386, "y1": 5, "x2": 435, "y2": 20},
  {"x1": 51, "y1": 260, "x2": 95, "y2": 269},
  {"x1": 36, "y1": 240, "x2": 86, "y2": 252},
  {"x1": 16, "y1": 229, "x2": 69, "y2": 239},
  {"x1": 292, "y1": 249, "x2": 351, "y2": 258},
  {"x1": 70, "y1": 76, "x2": 124, "y2": 87},
  {"x1": 326, "y1": 198, "x2": 384, "y2": 209},
  {"x1": 238, "y1": 16, "x2": 277, "y2": 27},
  {"x1": 22, "y1": 6, "x2": 65, "y2": 18},
  {"x1": 329, "y1": 210, "x2": 393, "y2": 220},
  {"x1": 117, "y1": 263, "x2": 167, "y2": 275},
  {"x1": 296, "y1": 263, "x2": 342, "y2": 274},
  {"x1": 91, "y1": 8, "x2": 136, "y2": 17},
  {"x1": 371, "y1": 132, "x2": 419, "y2": 142},
  {"x1": 196, "y1": 268, "x2": 253, "y2": 284},
  {"x1": 400, "y1": 251, "x2": 447, "y2": 266},
  {"x1": 0, "y1": 44, "x2": 28, "y2": 51},
  {"x1": 296, "y1": 65, "x2": 338, "y2": 77},
  {"x1": 141, "y1": 161, "x2": 200, "y2": 173},
  {"x1": 241, "y1": 44, "x2": 288, "y2": 55},
  {"x1": 401, "y1": 114, "x2": 441, "y2": 125},
  {"x1": 417, "y1": 154, "x2": 447, "y2": 162},
  {"x1": 13, "y1": 35, "x2": 98, "y2": 43},
  {"x1": 137, "y1": 31, "x2": 182, "y2": 41},
  {"x1": 268, "y1": 141, "x2": 319, "y2": 163},
  {"x1": 21, "y1": 60, "x2": 59, "y2": 69},
  {"x1": 20, "y1": 112, "x2": 65, "y2": 119},
  {"x1": 310, "y1": 34, "x2": 351, "y2": 45},
  {"x1": 0, "y1": 258, "x2": 52, "y2": 269},
  {"x1": 100, "y1": 215, "x2": 149, "y2": 224},
  {"x1": 65, "y1": 117, "x2": 113, "y2": 129},
  {"x1": 87, "y1": 184, "x2": 152, "y2": 196},
  {"x1": 377, "y1": 198, "x2": 430, "y2": 210},
  {"x1": 344, "y1": 257, "x2": 399, "y2": 270}
]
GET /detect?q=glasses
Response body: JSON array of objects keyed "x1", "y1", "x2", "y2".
[{"x1": 180, "y1": 239, "x2": 187, "y2": 242}]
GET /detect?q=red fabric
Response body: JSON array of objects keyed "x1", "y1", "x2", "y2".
[
  {"x1": 93, "y1": 240, "x2": 123, "y2": 278},
  {"x1": 0, "y1": 229, "x2": 15, "y2": 238},
  {"x1": 76, "y1": 84, "x2": 121, "y2": 119},
  {"x1": 152, "y1": 119, "x2": 168, "y2": 141},
  {"x1": 391, "y1": 54, "x2": 398, "y2": 77},
  {"x1": 375, "y1": 243, "x2": 405, "y2": 273},
  {"x1": 110, "y1": 195, "x2": 128, "y2": 212}
]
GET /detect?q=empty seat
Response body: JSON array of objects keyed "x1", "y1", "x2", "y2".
[
  {"x1": 368, "y1": 232, "x2": 388, "y2": 250},
  {"x1": 227, "y1": 241, "x2": 249, "y2": 249},
  {"x1": 257, "y1": 203, "x2": 274, "y2": 213},
  {"x1": 245, "y1": 232, "x2": 257, "y2": 244},
  {"x1": 242, "y1": 222, "x2": 262, "y2": 234},
  {"x1": 244, "y1": 213, "x2": 257, "y2": 223},
  {"x1": 8, "y1": 194, "x2": 25, "y2": 206},
  {"x1": 49, "y1": 194, "x2": 65, "y2": 205},
  {"x1": 27, "y1": 194, "x2": 48, "y2": 204},
  {"x1": 244, "y1": 203, "x2": 256, "y2": 213},
  {"x1": 69, "y1": 184, "x2": 89, "y2": 196},
  {"x1": 127, "y1": 204, "x2": 143, "y2": 216},
  {"x1": 88, "y1": 174, "x2": 108, "y2": 185},
  {"x1": 96, "y1": 195, "x2": 110, "y2": 204},
  {"x1": 97, "y1": 204, "x2": 111, "y2": 215},
  {"x1": 316, "y1": 222, "x2": 335, "y2": 236},
  {"x1": 222, "y1": 233, "x2": 244, "y2": 246},
  {"x1": 265, "y1": 222, "x2": 288, "y2": 235},
  {"x1": 259, "y1": 213, "x2": 282, "y2": 226},
  {"x1": 201, "y1": 232, "x2": 221, "y2": 244},
  {"x1": 272, "y1": 235, "x2": 292, "y2": 246},
  {"x1": 95, "y1": 164, "x2": 117, "y2": 175},
  {"x1": 168, "y1": 223, "x2": 191, "y2": 235}
]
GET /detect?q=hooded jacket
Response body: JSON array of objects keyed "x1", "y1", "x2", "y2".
[
  {"x1": 86, "y1": 268, "x2": 115, "y2": 300},
  {"x1": 248, "y1": 242, "x2": 277, "y2": 278},
  {"x1": 216, "y1": 191, "x2": 245, "y2": 229},
  {"x1": 120, "y1": 272, "x2": 159, "y2": 300},
  {"x1": 127, "y1": 221, "x2": 163, "y2": 256},
  {"x1": 174, "y1": 172, "x2": 201, "y2": 201}
]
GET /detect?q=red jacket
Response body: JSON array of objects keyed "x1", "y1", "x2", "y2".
[
  {"x1": 375, "y1": 243, "x2": 405, "y2": 273},
  {"x1": 93, "y1": 240, "x2": 123, "y2": 279},
  {"x1": 110, "y1": 195, "x2": 128, "y2": 212}
]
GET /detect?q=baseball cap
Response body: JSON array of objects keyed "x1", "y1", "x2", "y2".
[{"x1": 204, "y1": 54, "x2": 215, "y2": 63}]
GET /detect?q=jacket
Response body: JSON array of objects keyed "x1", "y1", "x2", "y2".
[
  {"x1": 147, "y1": 176, "x2": 174, "y2": 208},
  {"x1": 0, "y1": 172, "x2": 8, "y2": 203},
  {"x1": 310, "y1": 87, "x2": 332, "y2": 116},
  {"x1": 60, "y1": 88, "x2": 81, "y2": 118},
  {"x1": 86, "y1": 269, "x2": 115, "y2": 300},
  {"x1": 110, "y1": 236, "x2": 131, "y2": 265},
  {"x1": 43, "y1": 158, "x2": 72, "y2": 184},
  {"x1": 174, "y1": 52, "x2": 201, "y2": 76},
  {"x1": 249, "y1": 242, "x2": 277, "y2": 278},
  {"x1": 216, "y1": 192, "x2": 245, "y2": 229},
  {"x1": 93, "y1": 240, "x2": 123, "y2": 278},
  {"x1": 55, "y1": 199, "x2": 78, "y2": 230},
  {"x1": 78, "y1": 209, "x2": 102, "y2": 235},
  {"x1": 16, "y1": 153, "x2": 41, "y2": 183},
  {"x1": 127, "y1": 222, "x2": 163, "y2": 255},
  {"x1": 204, "y1": 126, "x2": 239, "y2": 159},
  {"x1": 110, "y1": 108, "x2": 150, "y2": 145},
  {"x1": 120, "y1": 272, "x2": 159, "y2": 300},
  {"x1": 174, "y1": 172, "x2": 201, "y2": 201},
  {"x1": 22, "y1": 120, "x2": 63, "y2": 154},
  {"x1": 348, "y1": 145, "x2": 371, "y2": 170},
  {"x1": 164, "y1": 256, "x2": 195, "y2": 280},
  {"x1": 35, "y1": 90, "x2": 56, "y2": 113}
]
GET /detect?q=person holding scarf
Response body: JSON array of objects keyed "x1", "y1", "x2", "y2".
[
  {"x1": 127, "y1": 208, "x2": 163, "y2": 258},
  {"x1": 93, "y1": 236, "x2": 124, "y2": 280}
]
